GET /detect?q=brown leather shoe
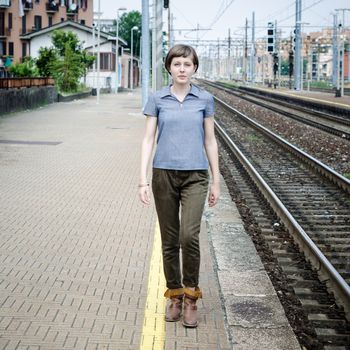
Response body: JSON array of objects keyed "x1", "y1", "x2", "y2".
[
  {"x1": 182, "y1": 298, "x2": 198, "y2": 328},
  {"x1": 165, "y1": 297, "x2": 183, "y2": 322}
]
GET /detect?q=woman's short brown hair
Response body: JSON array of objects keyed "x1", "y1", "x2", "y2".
[{"x1": 164, "y1": 44, "x2": 199, "y2": 74}]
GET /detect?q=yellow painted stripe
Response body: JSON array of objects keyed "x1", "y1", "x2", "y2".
[{"x1": 140, "y1": 221, "x2": 166, "y2": 350}]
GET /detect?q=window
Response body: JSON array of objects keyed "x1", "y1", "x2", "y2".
[
  {"x1": 80, "y1": 19, "x2": 85, "y2": 25},
  {"x1": 8, "y1": 42, "x2": 13, "y2": 56},
  {"x1": 22, "y1": 15, "x2": 26, "y2": 34},
  {"x1": 22, "y1": 43, "x2": 27, "y2": 58},
  {"x1": 0, "y1": 12, "x2": 4, "y2": 35},
  {"x1": 8, "y1": 13, "x2": 12, "y2": 30},
  {"x1": 100, "y1": 53, "x2": 114, "y2": 70},
  {"x1": 0, "y1": 41, "x2": 6, "y2": 56},
  {"x1": 48, "y1": 16, "x2": 53, "y2": 27},
  {"x1": 61, "y1": 17, "x2": 64, "y2": 22},
  {"x1": 34, "y1": 15, "x2": 42, "y2": 30}
]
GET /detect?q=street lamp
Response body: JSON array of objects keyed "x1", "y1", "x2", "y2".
[
  {"x1": 115, "y1": 7, "x2": 127, "y2": 94},
  {"x1": 130, "y1": 26, "x2": 138, "y2": 90},
  {"x1": 96, "y1": 0, "x2": 102, "y2": 104}
]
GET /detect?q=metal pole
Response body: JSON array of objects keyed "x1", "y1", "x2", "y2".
[
  {"x1": 244, "y1": 18, "x2": 248, "y2": 84},
  {"x1": 337, "y1": 24, "x2": 341, "y2": 94},
  {"x1": 294, "y1": 0, "x2": 302, "y2": 91},
  {"x1": 96, "y1": 0, "x2": 101, "y2": 104},
  {"x1": 131, "y1": 28, "x2": 134, "y2": 90},
  {"x1": 251, "y1": 12, "x2": 255, "y2": 84},
  {"x1": 341, "y1": 38, "x2": 344, "y2": 97},
  {"x1": 115, "y1": 9, "x2": 126, "y2": 94},
  {"x1": 115, "y1": 15, "x2": 119, "y2": 93},
  {"x1": 335, "y1": 9, "x2": 350, "y2": 96},
  {"x1": 141, "y1": 0, "x2": 150, "y2": 108},
  {"x1": 168, "y1": 0, "x2": 171, "y2": 49},
  {"x1": 156, "y1": 0, "x2": 163, "y2": 89},
  {"x1": 332, "y1": 14, "x2": 338, "y2": 86},
  {"x1": 92, "y1": 23, "x2": 96, "y2": 90}
]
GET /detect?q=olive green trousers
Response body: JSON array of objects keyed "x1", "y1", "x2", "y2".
[{"x1": 152, "y1": 168, "x2": 209, "y2": 289}]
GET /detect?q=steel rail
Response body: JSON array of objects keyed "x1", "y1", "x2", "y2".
[
  {"x1": 205, "y1": 80, "x2": 350, "y2": 139},
  {"x1": 214, "y1": 117, "x2": 350, "y2": 320},
  {"x1": 215, "y1": 97, "x2": 350, "y2": 195}
]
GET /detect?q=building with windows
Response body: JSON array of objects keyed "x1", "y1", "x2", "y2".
[
  {"x1": 0, "y1": 0, "x2": 93, "y2": 63},
  {"x1": 16, "y1": 20, "x2": 139, "y2": 91}
]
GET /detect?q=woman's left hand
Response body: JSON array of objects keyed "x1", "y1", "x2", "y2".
[{"x1": 208, "y1": 182, "x2": 220, "y2": 207}]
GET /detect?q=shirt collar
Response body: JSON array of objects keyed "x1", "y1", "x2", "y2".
[{"x1": 160, "y1": 84, "x2": 200, "y2": 98}]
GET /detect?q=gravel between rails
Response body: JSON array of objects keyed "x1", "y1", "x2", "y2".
[{"x1": 201, "y1": 83, "x2": 350, "y2": 177}]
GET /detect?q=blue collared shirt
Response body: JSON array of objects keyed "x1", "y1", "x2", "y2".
[{"x1": 143, "y1": 84, "x2": 215, "y2": 170}]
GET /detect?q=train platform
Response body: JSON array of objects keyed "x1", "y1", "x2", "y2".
[
  {"x1": 0, "y1": 90, "x2": 301, "y2": 350},
  {"x1": 243, "y1": 84, "x2": 350, "y2": 110}
]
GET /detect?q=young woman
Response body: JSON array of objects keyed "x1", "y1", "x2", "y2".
[{"x1": 139, "y1": 44, "x2": 220, "y2": 328}]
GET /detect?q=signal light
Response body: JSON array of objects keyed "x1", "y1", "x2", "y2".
[
  {"x1": 164, "y1": 0, "x2": 169, "y2": 8},
  {"x1": 267, "y1": 22, "x2": 274, "y2": 53}
]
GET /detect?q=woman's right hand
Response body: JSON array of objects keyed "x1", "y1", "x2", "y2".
[{"x1": 139, "y1": 185, "x2": 151, "y2": 205}]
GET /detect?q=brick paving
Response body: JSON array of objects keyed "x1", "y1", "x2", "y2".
[
  {"x1": 0, "y1": 91, "x2": 232, "y2": 350},
  {"x1": 0, "y1": 93, "x2": 157, "y2": 349}
]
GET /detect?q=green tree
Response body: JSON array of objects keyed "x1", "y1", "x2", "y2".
[
  {"x1": 115, "y1": 11, "x2": 142, "y2": 56},
  {"x1": 50, "y1": 43, "x2": 82, "y2": 92},
  {"x1": 51, "y1": 30, "x2": 82, "y2": 56},
  {"x1": 80, "y1": 50, "x2": 95, "y2": 83},
  {"x1": 37, "y1": 30, "x2": 95, "y2": 92},
  {"x1": 36, "y1": 47, "x2": 58, "y2": 77},
  {"x1": 9, "y1": 57, "x2": 39, "y2": 77}
]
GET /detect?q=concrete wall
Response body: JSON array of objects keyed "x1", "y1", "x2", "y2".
[{"x1": 0, "y1": 86, "x2": 58, "y2": 116}]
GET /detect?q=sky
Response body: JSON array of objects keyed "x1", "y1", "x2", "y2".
[{"x1": 94, "y1": 0, "x2": 350, "y2": 43}]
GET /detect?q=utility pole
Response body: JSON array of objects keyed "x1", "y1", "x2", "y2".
[
  {"x1": 169, "y1": 13, "x2": 174, "y2": 48},
  {"x1": 276, "y1": 22, "x2": 281, "y2": 88},
  {"x1": 141, "y1": 0, "x2": 150, "y2": 107},
  {"x1": 335, "y1": 8, "x2": 350, "y2": 97},
  {"x1": 217, "y1": 38, "x2": 220, "y2": 78},
  {"x1": 332, "y1": 13, "x2": 338, "y2": 86},
  {"x1": 243, "y1": 18, "x2": 248, "y2": 84},
  {"x1": 294, "y1": 0, "x2": 302, "y2": 91},
  {"x1": 92, "y1": 23, "x2": 96, "y2": 95},
  {"x1": 152, "y1": 0, "x2": 163, "y2": 91},
  {"x1": 96, "y1": 0, "x2": 101, "y2": 104},
  {"x1": 168, "y1": 1, "x2": 171, "y2": 49},
  {"x1": 250, "y1": 12, "x2": 255, "y2": 84},
  {"x1": 228, "y1": 28, "x2": 231, "y2": 79}
]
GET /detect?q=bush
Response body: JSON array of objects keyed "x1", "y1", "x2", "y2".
[{"x1": 9, "y1": 57, "x2": 39, "y2": 77}]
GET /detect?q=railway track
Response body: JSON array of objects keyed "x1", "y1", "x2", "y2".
[
  {"x1": 212, "y1": 95, "x2": 350, "y2": 349},
  {"x1": 201, "y1": 80, "x2": 350, "y2": 140}
]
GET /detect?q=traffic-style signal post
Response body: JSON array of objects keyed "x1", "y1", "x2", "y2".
[{"x1": 267, "y1": 22, "x2": 275, "y2": 53}]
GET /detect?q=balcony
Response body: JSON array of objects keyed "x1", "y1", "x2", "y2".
[
  {"x1": 0, "y1": 28, "x2": 10, "y2": 38},
  {"x1": 0, "y1": 0, "x2": 11, "y2": 8},
  {"x1": 23, "y1": 1, "x2": 33, "y2": 11},
  {"x1": 46, "y1": 1, "x2": 58, "y2": 13}
]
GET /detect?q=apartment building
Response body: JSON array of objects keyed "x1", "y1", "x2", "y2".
[{"x1": 0, "y1": 0, "x2": 93, "y2": 63}]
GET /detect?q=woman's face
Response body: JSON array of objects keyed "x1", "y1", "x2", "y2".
[{"x1": 169, "y1": 56, "x2": 197, "y2": 85}]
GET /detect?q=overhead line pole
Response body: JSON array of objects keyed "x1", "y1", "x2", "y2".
[
  {"x1": 141, "y1": 0, "x2": 150, "y2": 108},
  {"x1": 250, "y1": 11, "x2": 255, "y2": 84},
  {"x1": 243, "y1": 18, "x2": 248, "y2": 84},
  {"x1": 294, "y1": 0, "x2": 302, "y2": 91}
]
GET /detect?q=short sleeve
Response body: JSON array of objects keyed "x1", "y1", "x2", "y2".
[
  {"x1": 143, "y1": 93, "x2": 158, "y2": 117},
  {"x1": 204, "y1": 93, "x2": 215, "y2": 118}
]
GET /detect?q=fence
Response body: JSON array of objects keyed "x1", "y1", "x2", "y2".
[{"x1": 0, "y1": 77, "x2": 55, "y2": 89}]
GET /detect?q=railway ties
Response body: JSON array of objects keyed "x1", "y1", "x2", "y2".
[{"x1": 198, "y1": 80, "x2": 350, "y2": 349}]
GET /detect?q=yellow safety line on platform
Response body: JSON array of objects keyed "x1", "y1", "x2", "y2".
[{"x1": 140, "y1": 221, "x2": 166, "y2": 350}]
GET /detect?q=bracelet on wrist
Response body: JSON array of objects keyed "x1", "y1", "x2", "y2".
[{"x1": 138, "y1": 183, "x2": 149, "y2": 188}]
